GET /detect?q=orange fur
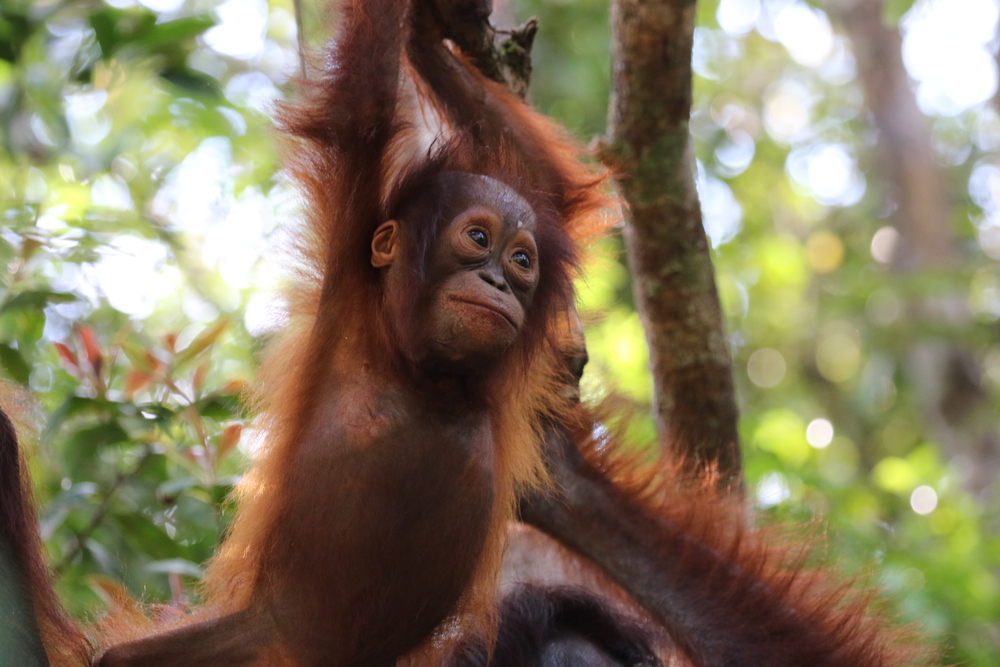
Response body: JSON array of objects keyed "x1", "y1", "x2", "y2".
[
  {"x1": 531, "y1": 400, "x2": 940, "y2": 667},
  {"x1": 96, "y1": 0, "x2": 611, "y2": 662}
]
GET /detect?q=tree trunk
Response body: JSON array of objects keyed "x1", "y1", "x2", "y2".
[
  {"x1": 831, "y1": 0, "x2": 999, "y2": 498},
  {"x1": 604, "y1": 0, "x2": 741, "y2": 482},
  {"x1": 834, "y1": 0, "x2": 955, "y2": 269}
]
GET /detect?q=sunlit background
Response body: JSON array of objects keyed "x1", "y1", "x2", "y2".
[{"x1": 1, "y1": 0, "x2": 999, "y2": 662}]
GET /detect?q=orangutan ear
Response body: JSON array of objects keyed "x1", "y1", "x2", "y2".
[{"x1": 371, "y1": 220, "x2": 400, "y2": 268}]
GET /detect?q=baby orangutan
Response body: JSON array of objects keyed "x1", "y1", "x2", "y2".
[
  {"x1": 0, "y1": 0, "x2": 608, "y2": 663},
  {"x1": 97, "y1": 174, "x2": 557, "y2": 667},
  {"x1": 87, "y1": 0, "x2": 608, "y2": 663}
]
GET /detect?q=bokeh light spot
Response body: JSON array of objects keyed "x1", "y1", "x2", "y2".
[
  {"x1": 866, "y1": 288, "x2": 903, "y2": 326},
  {"x1": 697, "y1": 169, "x2": 744, "y2": 247},
  {"x1": 716, "y1": 0, "x2": 760, "y2": 36},
  {"x1": 806, "y1": 231, "x2": 844, "y2": 273},
  {"x1": 873, "y1": 456, "x2": 919, "y2": 495},
  {"x1": 870, "y1": 226, "x2": 899, "y2": 264},
  {"x1": 756, "y1": 472, "x2": 791, "y2": 508},
  {"x1": 773, "y1": 2, "x2": 833, "y2": 67},
  {"x1": 902, "y1": 0, "x2": 999, "y2": 116},
  {"x1": 747, "y1": 348, "x2": 786, "y2": 388},
  {"x1": 806, "y1": 418, "x2": 834, "y2": 448},
  {"x1": 815, "y1": 323, "x2": 862, "y2": 383},
  {"x1": 910, "y1": 485, "x2": 939, "y2": 515},
  {"x1": 763, "y1": 87, "x2": 810, "y2": 143}
]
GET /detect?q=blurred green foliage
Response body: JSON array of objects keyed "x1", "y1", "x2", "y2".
[{"x1": 0, "y1": 0, "x2": 997, "y2": 663}]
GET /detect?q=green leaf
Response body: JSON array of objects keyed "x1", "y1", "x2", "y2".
[
  {"x1": 8, "y1": 309, "x2": 45, "y2": 349},
  {"x1": 0, "y1": 343, "x2": 29, "y2": 384},
  {"x1": 89, "y1": 8, "x2": 157, "y2": 59},
  {"x1": 156, "y1": 477, "x2": 200, "y2": 502},
  {"x1": 0, "y1": 290, "x2": 75, "y2": 314},
  {"x1": 112, "y1": 513, "x2": 179, "y2": 558},
  {"x1": 161, "y1": 68, "x2": 221, "y2": 97},
  {"x1": 142, "y1": 16, "x2": 215, "y2": 53},
  {"x1": 46, "y1": 395, "x2": 109, "y2": 435},
  {"x1": 137, "y1": 404, "x2": 177, "y2": 426},
  {"x1": 120, "y1": 337, "x2": 157, "y2": 374},
  {"x1": 211, "y1": 476, "x2": 240, "y2": 505},
  {"x1": 174, "y1": 319, "x2": 229, "y2": 368},
  {"x1": 0, "y1": 10, "x2": 31, "y2": 63},
  {"x1": 195, "y1": 395, "x2": 241, "y2": 421},
  {"x1": 63, "y1": 422, "x2": 129, "y2": 477},
  {"x1": 882, "y1": 0, "x2": 917, "y2": 26}
]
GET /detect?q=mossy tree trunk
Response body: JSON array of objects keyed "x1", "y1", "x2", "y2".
[{"x1": 604, "y1": 0, "x2": 741, "y2": 483}]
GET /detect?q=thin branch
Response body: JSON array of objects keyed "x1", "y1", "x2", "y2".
[
  {"x1": 293, "y1": 0, "x2": 308, "y2": 79},
  {"x1": 427, "y1": 0, "x2": 538, "y2": 98},
  {"x1": 55, "y1": 449, "x2": 153, "y2": 574}
]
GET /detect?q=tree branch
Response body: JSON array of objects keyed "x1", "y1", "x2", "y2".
[
  {"x1": 603, "y1": 0, "x2": 741, "y2": 482},
  {"x1": 831, "y1": 0, "x2": 956, "y2": 270},
  {"x1": 428, "y1": 0, "x2": 538, "y2": 98},
  {"x1": 293, "y1": 0, "x2": 307, "y2": 78},
  {"x1": 55, "y1": 449, "x2": 153, "y2": 574}
]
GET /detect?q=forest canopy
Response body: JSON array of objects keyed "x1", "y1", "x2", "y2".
[{"x1": 0, "y1": 0, "x2": 998, "y2": 664}]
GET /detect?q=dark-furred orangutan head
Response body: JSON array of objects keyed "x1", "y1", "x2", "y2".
[{"x1": 371, "y1": 172, "x2": 543, "y2": 370}]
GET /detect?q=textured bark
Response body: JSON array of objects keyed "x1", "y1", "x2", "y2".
[
  {"x1": 831, "y1": 0, "x2": 999, "y2": 497},
  {"x1": 432, "y1": 0, "x2": 538, "y2": 98},
  {"x1": 604, "y1": 0, "x2": 741, "y2": 480},
  {"x1": 294, "y1": 0, "x2": 536, "y2": 95}
]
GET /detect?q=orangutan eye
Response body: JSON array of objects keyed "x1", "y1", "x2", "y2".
[
  {"x1": 467, "y1": 229, "x2": 488, "y2": 248},
  {"x1": 511, "y1": 251, "x2": 531, "y2": 269}
]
